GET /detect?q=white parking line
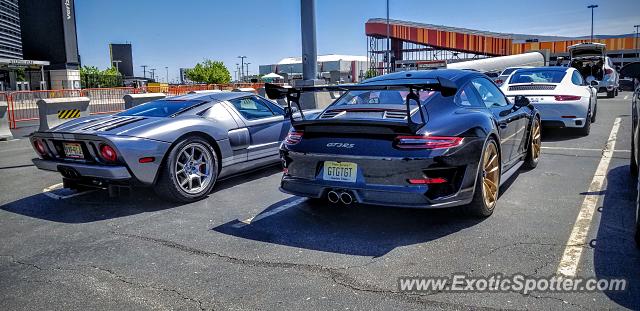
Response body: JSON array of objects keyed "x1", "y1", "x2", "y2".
[
  {"x1": 541, "y1": 146, "x2": 630, "y2": 152},
  {"x1": 556, "y1": 117, "x2": 621, "y2": 277},
  {"x1": 42, "y1": 183, "x2": 96, "y2": 200},
  {"x1": 231, "y1": 197, "x2": 307, "y2": 228}
]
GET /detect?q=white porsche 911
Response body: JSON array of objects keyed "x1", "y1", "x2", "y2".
[{"x1": 501, "y1": 67, "x2": 597, "y2": 135}]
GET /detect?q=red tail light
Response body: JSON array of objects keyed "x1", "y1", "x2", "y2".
[
  {"x1": 285, "y1": 131, "x2": 303, "y2": 145},
  {"x1": 408, "y1": 177, "x2": 448, "y2": 184},
  {"x1": 99, "y1": 144, "x2": 117, "y2": 162},
  {"x1": 34, "y1": 140, "x2": 46, "y2": 155},
  {"x1": 495, "y1": 79, "x2": 503, "y2": 85},
  {"x1": 554, "y1": 95, "x2": 581, "y2": 101},
  {"x1": 395, "y1": 136, "x2": 463, "y2": 149},
  {"x1": 604, "y1": 68, "x2": 613, "y2": 75}
]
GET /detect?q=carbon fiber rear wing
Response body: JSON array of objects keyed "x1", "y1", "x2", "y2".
[{"x1": 264, "y1": 77, "x2": 457, "y2": 132}]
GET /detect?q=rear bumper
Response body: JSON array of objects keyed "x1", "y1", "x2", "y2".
[
  {"x1": 280, "y1": 177, "x2": 474, "y2": 208},
  {"x1": 32, "y1": 158, "x2": 132, "y2": 180},
  {"x1": 534, "y1": 102, "x2": 588, "y2": 128}
]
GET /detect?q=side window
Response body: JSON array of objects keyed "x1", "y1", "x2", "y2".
[
  {"x1": 229, "y1": 97, "x2": 275, "y2": 120},
  {"x1": 571, "y1": 71, "x2": 584, "y2": 86},
  {"x1": 455, "y1": 84, "x2": 483, "y2": 107},
  {"x1": 471, "y1": 78, "x2": 509, "y2": 108},
  {"x1": 259, "y1": 98, "x2": 285, "y2": 115}
]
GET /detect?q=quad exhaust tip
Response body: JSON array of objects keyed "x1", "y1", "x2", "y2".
[
  {"x1": 339, "y1": 192, "x2": 354, "y2": 205},
  {"x1": 327, "y1": 190, "x2": 340, "y2": 204}
]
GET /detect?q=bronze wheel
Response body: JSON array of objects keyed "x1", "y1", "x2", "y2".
[
  {"x1": 482, "y1": 143, "x2": 500, "y2": 209},
  {"x1": 531, "y1": 118, "x2": 541, "y2": 161}
]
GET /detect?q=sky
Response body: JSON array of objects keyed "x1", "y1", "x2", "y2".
[{"x1": 75, "y1": 0, "x2": 640, "y2": 82}]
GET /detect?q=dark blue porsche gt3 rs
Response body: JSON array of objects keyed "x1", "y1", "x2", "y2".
[{"x1": 266, "y1": 69, "x2": 541, "y2": 217}]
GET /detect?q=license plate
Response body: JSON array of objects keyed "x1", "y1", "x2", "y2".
[
  {"x1": 323, "y1": 161, "x2": 357, "y2": 183},
  {"x1": 528, "y1": 97, "x2": 541, "y2": 103},
  {"x1": 63, "y1": 142, "x2": 84, "y2": 159}
]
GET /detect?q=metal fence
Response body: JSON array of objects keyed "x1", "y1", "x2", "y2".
[{"x1": 4, "y1": 83, "x2": 283, "y2": 129}]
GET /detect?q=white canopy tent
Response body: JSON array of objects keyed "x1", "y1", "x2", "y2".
[{"x1": 261, "y1": 72, "x2": 284, "y2": 80}]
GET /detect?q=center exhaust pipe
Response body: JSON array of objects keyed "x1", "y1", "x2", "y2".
[
  {"x1": 339, "y1": 192, "x2": 354, "y2": 205},
  {"x1": 327, "y1": 190, "x2": 340, "y2": 204}
]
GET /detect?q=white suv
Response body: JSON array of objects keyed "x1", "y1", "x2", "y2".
[{"x1": 569, "y1": 43, "x2": 619, "y2": 98}]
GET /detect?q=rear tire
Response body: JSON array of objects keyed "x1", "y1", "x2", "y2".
[
  {"x1": 607, "y1": 90, "x2": 615, "y2": 98},
  {"x1": 523, "y1": 117, "x2": 541, "y2": 170},
  {"x1": 154, "y1": 136, "x2": 219, "y2": 203},
  {"x1": 615, "y1": 88, "x2": 619, "y2": 97},
  {"x1": 591, "y1": 102, "x2": 597, "y2": 123},
  {"x1": 578, "y1": 111, "x2": 591, "y2": 136},
  {"x1": 464, "y1": 138, "x2": 500, "y2": 218},
  {"x1": 632, "y1": 137, "x2": 638, "y2": 177}
]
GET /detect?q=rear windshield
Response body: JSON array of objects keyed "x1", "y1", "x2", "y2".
[
  {"x1": 117, "y1": 99, "x2": 205, "y2": 117},
  {"x1": 501, "y1": 68, "x2": 519, "y2": 75},
  {"x1": 332, "y1": 90, "x2": 436, "y2": 107},
  {"x1": 509, "y1": 69, "x2": 566, "y2": 84}
]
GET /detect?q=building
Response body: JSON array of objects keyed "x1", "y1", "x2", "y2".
[
  {"x1": 259, "y1": 54, "x2": 369, "y2": 83},
  {"x1": 0, "y1": 0, "x2": 81, "y2": 91},
  {"x1": 179, "y1": 68, "x2": 192, "y2": 84},
  {"x1": 109, "y1": 43, "x2": 133, "y2": 77},
  {"x1": 365, "y1": 18, "x2": 640, "y2": 73}
]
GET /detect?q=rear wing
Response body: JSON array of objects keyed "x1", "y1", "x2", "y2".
[{"x1": 264, "y1": 77, "x2": 457, "y2": 133}]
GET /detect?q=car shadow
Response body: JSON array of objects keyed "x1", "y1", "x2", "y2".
[
  {"x1": 0, "y1": 164, "x2": 283, "y2": 224},
  {"x1": 212, "y1": 195, "x2": 487, "y2": 257},
  {"x1": 541, "y1": 127, "x2": 585, "y2": 142},
  {"x1": 592, "y1": 165, "x2": 640, "y2": 309}
]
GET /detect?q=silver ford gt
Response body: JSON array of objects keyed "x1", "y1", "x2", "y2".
[{"x1": 30, "y1": 91, "x2": 310, "y2": 202}]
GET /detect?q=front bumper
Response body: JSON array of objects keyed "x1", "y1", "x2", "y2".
[{"x1": 33, "y1": 158, "x2": 132, "y2": 180}]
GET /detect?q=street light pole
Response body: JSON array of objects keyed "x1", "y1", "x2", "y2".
[
  {"x1": 141, "y1": 65, "x2": 148, "y2": 78},
  {"x1": 587, "y1": 4, "x2": 598, "y2": 41},
  {"x1": 386, "y1": 0, "x2": 390, "y2": 73},
  {"x1": 237, "y1": 56, "x2": 247, "y2": 82},
  {"x1": 165, "y1": 66, "x2": 168, "y2": 83},
  {"x1": 635, "y1": 25, "x2": 640, "y2": 60},
  {"x1": 149, "y1": 68, "x2": 156, "y2": 81},
  {"x1": 245, "y1": 63, "x2": 251, "y2": 81}
]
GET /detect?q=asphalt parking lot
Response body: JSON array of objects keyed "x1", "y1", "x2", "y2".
[{"x1": 0, "y1": 92, "x2": 638, "y2": 310}]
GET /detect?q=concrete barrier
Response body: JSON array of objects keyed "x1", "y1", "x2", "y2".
[
  {"x1": 0, "y1": 100, "x2": 10, "y2": 140},
  {"x1": 123, "y1": 93, "x2": 166, "y2": 109},
  {"x1": 37, "y1": 97, "x2": 90, "y2": 131}
]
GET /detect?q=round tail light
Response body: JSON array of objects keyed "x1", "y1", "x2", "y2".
[
  {"x1": 99, "y1": 144, "x2": 117, "y2": 162},
  {"x1": 34, "y1": 140, "x2": 46, "y2": 155}
]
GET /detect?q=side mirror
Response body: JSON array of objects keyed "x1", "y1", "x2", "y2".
[
  {"x1": 590, "y1": 80, "x2": 598, "y2": 86},
  {"x1": 514, "y1": 95, "x2": 530, "y2": 108}
]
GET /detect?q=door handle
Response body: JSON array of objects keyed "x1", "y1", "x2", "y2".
[{"x1": 499, "y1": 122, "x2": 508, "y2": 129}]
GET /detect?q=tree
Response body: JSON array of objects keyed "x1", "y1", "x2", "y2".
[
  {"x1": 80, "y1": 65, "x2": 122, "y2": 88},
  {"x1": 364, "y1": 69, "x2": 378, "y2": 79},
  {"x1": 185, "y1": 59, "x2": 231, "y2": 84}
]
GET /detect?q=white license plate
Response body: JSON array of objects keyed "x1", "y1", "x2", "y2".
[
  {"x1": 528, "y1": 97, "x2": 541, "y2": 103},
  {"x1": 323, "y1": 161, "x2": 357, "y2": 183},
  {"x1": 63, "y1": 142, "x2": 84, "y2": 159}
]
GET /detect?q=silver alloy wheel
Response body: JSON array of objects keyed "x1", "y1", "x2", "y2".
[{"x1": 174, "y1": 143, "x2": 213, "y2": 194}]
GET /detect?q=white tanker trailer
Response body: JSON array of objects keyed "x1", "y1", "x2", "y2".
[{"x1": 446, "y1": 51, "x2": 546, "y2": 73}]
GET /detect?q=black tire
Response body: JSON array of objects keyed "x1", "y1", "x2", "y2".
[
  {"x1": 615, "y1": 88, "x2": 619, "y2": 97},
  {"x1": 464, "y1": 138, "x2": 500, "y2": 218},
  {"x1": 154, "y1": 136, "x2": 219, "y2": 203},
  {"x1": 523, "y1": 117, "x2": 541, "y2": 170},
  {"x1": 636, "y1": 182, "x2": 640, "y2": 248},
  {"x1": 578, "y1": 111, "x2": 591, "y2": 136},
  {"x1": 607, "y1": 90, "x2": 615, "y2": 98},
  {"x1": 591, "y1": 102, "x2": 597, "y2": 123},
  {"x1": 632, "y1": 137, "x2": 638, "y2": 177}
]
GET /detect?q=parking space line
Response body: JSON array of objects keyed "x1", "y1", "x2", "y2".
[
  {"x1": 556, "y1": 117, "x2": 621, "y2": 277},
  {"x1": 541, "y1": 146, "x2": 630, "y2": 152},
  {"x1": 42, "y1": 183, "x2": 97, "y2": 200},
  {"x1": 231, "y1": 197, "x2": 307, "y2": 228}
]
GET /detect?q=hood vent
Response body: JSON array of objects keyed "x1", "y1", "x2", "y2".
[
  {"x1": 320, "y1": 110, "x2": 344, "y2": 119},
  {"x1": 384, "y1": 110, "x2": 407, "y2": 120},
  {"x1": 508, "y1": 84, "x2": 556, "y2": 91},
  {"x1": 81, "y1": 116, "x2": 145, "y2": 132}
]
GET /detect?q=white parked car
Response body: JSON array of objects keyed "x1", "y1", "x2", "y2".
[
  {"x1": 569, "y1": 43, "x2": 619, "y2": 98},
  {"x1": 494, "y1": 66, "x2": 533, "y2": 86},
  {"x1": 501, "y1": 67, "x2": 597, "y2": 135}
]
